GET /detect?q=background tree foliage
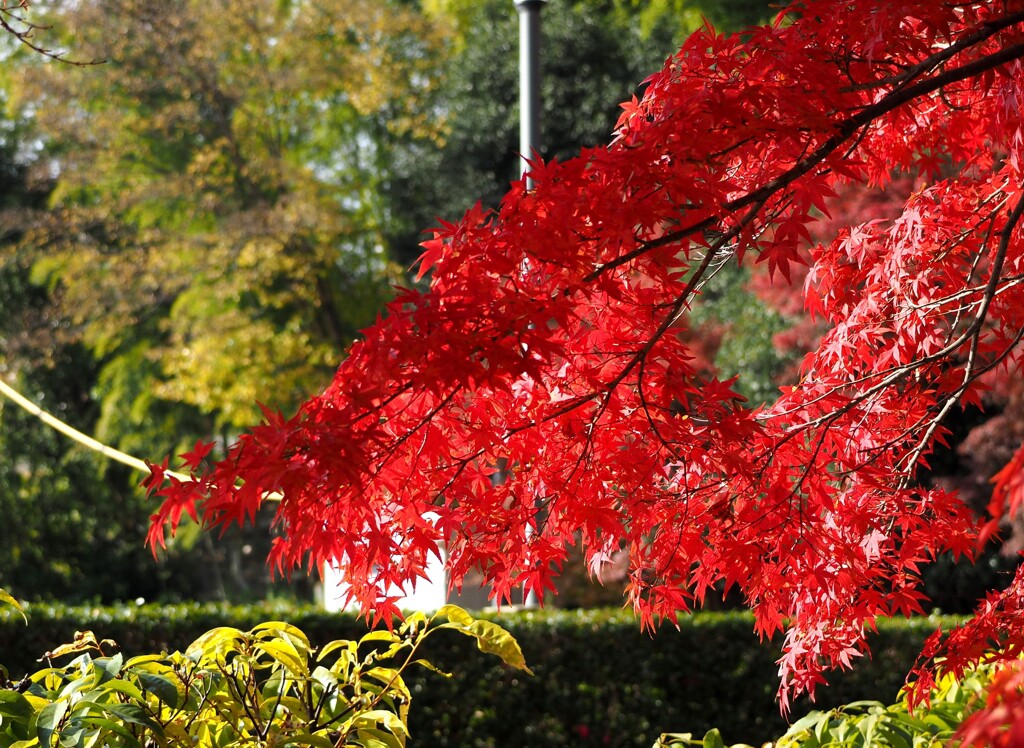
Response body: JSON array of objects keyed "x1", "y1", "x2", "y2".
[
  {"x1": 8, "y1": 0, "x2": 444, "y2": 434},
  {"x1": 1, "y1": 0, "x2": 447, "y2": 602},
  {"x1": 388, "y1": 0, "x2": 686, "y2": 267}
]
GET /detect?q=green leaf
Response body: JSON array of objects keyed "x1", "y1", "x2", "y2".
[
  {"x1": 434, "y1": 606, "x2": 532, "y2": 674},
  {"x1": 0, "y1": 589, "x2": 26, "y2": 625},
  {"x1": 122, "y1": 655, "x2": 164, "y2": 668},
  {"x1": 356, "y1": 710, "x2": 408, "y2": 739},
  {"x1": 410, "y1": 659, "x2": 452, "y2": 678},
  {"x1": 353, "y1": 727, "x2": 404, "y2": 748},
  {"x1": 844, "y1": 700, "x2": 885, "y2": 710},
  {"x1": 252, "y1": 622, "x2": 311, "y2": 650},
  {"x1": 254, "y1": 639, "x2": 306, "y2": 677},
  {"x1": 879, "y1": 721, "x2": 912, "y2": 748},
  {"x1": 0, "y1": 691, "x2": 36, "y2": 724},
  {"x1": 8, "y1": 739, "x2": 39, "y2": 748},
  {"x1": 187, "y1": 627, "x2": 245, "y2": 660},
  {"x1": 702, "y1": 729, "x2": 725, "y2": 748},
  {"x1": 317, "y1": 640, "x2": 357, "y2": 663},
  {"x1": 56, "y1": 675, "x2": 94, "y2": 703},
  {"x1": 434, "y1": 605, "x2": 474, "y2": 627},
  {"x1": 55, "y1": 724, "x2": 84, "y2": 748},
  {"x1": 89, "y1": 678, "x2": 143, "y2": 703},
  {"x1": 92, "y1": 656, "x2": 123, "y2": 684},
  {"x1": 466, "y1": 620, "x2": 532, "y2": 675},
  {"x1": 360, "y1": 667, "x2": 402, "y2": 694},
  {"x1": 787, "y1": 710, "x2": 828, "y2": 735},
  {"x1": 813, "y1": 713, "x2": 835, "y2": 744},
  {"x1": 269, "y1": 696, "x2": 309, "y2": 721},
  {"x1": 311, "y1": 666, "x2": 339, "y2": 689},
  {"x1": 398, "y1": 612, "x2": 428, "y2": 637},
  {"x1": 284, "y1": 734, "x2": 334, "y2": 748},
  {"x1": 860, "y1": 713, "x2": 879, "y2": 747},
  {"x1": 36, "y1": 700, "x2": 68, "y2": 748},
  {"x1": 70, "y1": 717, "x2": 140, "y2": 748},
  {"x1": 95, "y1": 704, "x2": 163, "y2": 736},
  {"x1": 131, "y1": 671, "x2": 183, "y2": 709}
]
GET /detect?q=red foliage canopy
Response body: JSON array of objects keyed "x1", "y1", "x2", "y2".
[{"x1": 150, "y1": 0, "x2": 1024, "y2": 711}]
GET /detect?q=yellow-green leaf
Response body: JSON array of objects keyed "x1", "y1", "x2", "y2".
[
  {"x1": 254, "y1": 639, "x2": 306, "y2": 677},
  {"x1": 0, "y1": 588, "x2": 27, "y2": 624},
  {"x1": 434, "y1": 605, "x2": 474, "y2": 627},
  {"x1": 285, "y1": 733, "x2": 334, "y2": 748},
  {"x1": 251, "y1": 622, "x2": 311, "y2": 650},
  {"x1": 187, "y1": 627, "x2": 245, "y2": 661},
  {"x1": 411, "y1": 659, "x2": 452, "y2": 678}
]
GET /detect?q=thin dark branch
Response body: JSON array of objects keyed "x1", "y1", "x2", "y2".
[
  {"x1": 585, "y1": 32, "x2": 1024, "y2": 284},
  {"x1": 840, "y1": 9, "x2": 1024, "y2": 93},
  {"x1": 0, "y1": 5, "x2": 103, "y2": 65}
]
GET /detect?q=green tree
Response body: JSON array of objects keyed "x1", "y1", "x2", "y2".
[
  {"x1": 0, "y1": 0, "x2": 449, "y2": 602},
  {"x1": 388, "y1": 0, "x2": 685, "y2": 266},
  {"x1": 8, "y1": 0, "x2": 446, "y2": 437},
  {"x1": 608, "y1": 0, "x2": 780, "y2": 38},
  {"x1": 0, "y1": 213, "x2": 207, "y2": 601}
]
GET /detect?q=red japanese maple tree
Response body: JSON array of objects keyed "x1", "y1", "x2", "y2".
[{"x1": 150, "y1": 0, "x2": 1024, "y2": 718}]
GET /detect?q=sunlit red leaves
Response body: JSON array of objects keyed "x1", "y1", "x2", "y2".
[
  {"x1": 144, "y1": 458, "x2": 198, "y2": 553},
  {"x1": 178, "y1": 439, "x2": 215, "y2": 471},
  {"x1": 982, "y1": 444, "x2": 1024, "y2": 547},
  {"x1": 149, "y1": 0, "x2": 1024, "y2": 712}
]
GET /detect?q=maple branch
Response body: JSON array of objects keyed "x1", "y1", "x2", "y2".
[
  {"x1": 742, "y1": 44, "x2": 1024, "y2": 207},
  {"x1": 758, "y1": 177, "x2": 1024, "y2": 498},
  {"x1": 899, "y1": 183, "x2": 1024, "y2": 480},
  {"x1": 841, "y1": 9, "x2": 1024, "y2": 94},
  {"x1": 365, "y1": 387, "x2": 459, "y2": 482},
  {"x1": 423, "y1": 211, "x2": 764, "y2": 553},
  {"x1": 836, "y1": 315, "x2": 1024, "y2": 488},
  {"x1": 916, "y1": 273, "x2": 1024, "y2": 316},
  {"x1": 966, "y1": 185, "x2": 1024, "y2": 354},
  {"x1": 586, "y1": 29, "x2": 1024, "y2": 285},
  {"x1": 581, "y1": 214, "x2": 717, "y2": 284},
  {"x1": 534, "y1": 203, "x2": 766, "y2": 455},
  {"x1": 896, "y1": 327, "x2": 1024, "y2": 482},
  {"x1": 756, "y1": 242, "x2": 1024, "y2": 527},
  {"x1": 770, "y1": 192, "x2": 1014, "y2": 430},
  {"x1": 636, "y1": 357, "x2": 684, "y2": 460}
]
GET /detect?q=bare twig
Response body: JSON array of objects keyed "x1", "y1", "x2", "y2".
[{"x1": 0, "y1": 1, "x2": 103, "y2": 65}]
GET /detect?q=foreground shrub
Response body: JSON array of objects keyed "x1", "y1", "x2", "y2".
[
  {"x1": 0, "y1": 604, "x2": 962, "y2": 747},
  {"x1": 655, "y1": 664, "x2": 998, "y2": 747},
  {"x1": 0, "y1": 598, "x2": 528, "y2": 748}
]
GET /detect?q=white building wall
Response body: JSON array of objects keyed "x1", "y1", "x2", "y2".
[{"x1": 321, "y1": 550, "x2": 449, "y2": 613}]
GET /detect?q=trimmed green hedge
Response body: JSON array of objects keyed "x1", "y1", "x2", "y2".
[{"x1": 0, "y1": 604, "x2": 961, "y2": 747}]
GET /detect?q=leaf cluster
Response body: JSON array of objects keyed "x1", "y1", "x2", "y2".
[
  {"x1": 5, "y1": 0, "x2": 433, "y2": 436},
  {"x1": 655, "y1": 664, "x2": 998, "y2": 748},
  {"x1": 0, "y1": 602, "x2": 980, "y2": 747},
  {"x1": 0, "y1": 602, "x2": 529, "y2": 748}
]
